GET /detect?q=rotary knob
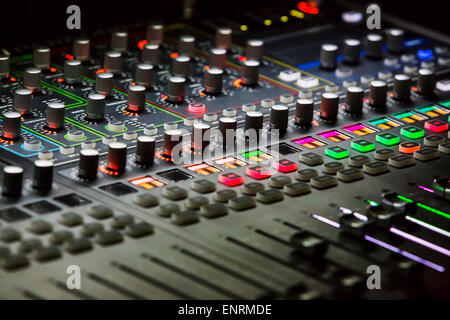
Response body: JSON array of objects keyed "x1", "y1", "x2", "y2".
[
  {"x1": 13, "y1": 88, "x2": 33, "y2": 115},
  {"x1": 270, "y1": 105, "x2": 289, "y2": 135},
  {"x1": 343, "y1": 39, "x2": 361, "y2": 65},
  {"x1": 106, "y1": 142, "x2": 127, "y2": 173},
  {"x1": 344, "y1": 86, "x2": 364, "y2": 115},
  {"x1": 295, "y1": 99, "x2": 314, "y2": 127},
  {"x1": 111, "y1": 31, "x2": 128, "y2": 52},
  {"x1": 45, "y1": 102, "x2": 65, "y2": 130},
  {"x1": 320, "y1": 92, "x2": 339, "y2": 122},
  {"x1": 73, "y1": 39, "x2": 90, "y2": 61},
  {"x1": 209, "y1": 48, "x2": 227, "y2": 69},
  {"x1": 364, "y1": 34, "x2": 383, "y2": 60},
  {"x1": 204, "y1": 67, "x2": 223, "y2": 94},
  {"x1": 135, "y1": 63, "x2": 153, "y2": 87},
  {"x1": 167, "y1": 76, "x2": 186, "y2": 103},
  {"x1": 33, "y1": 46, "x2": 50, "y2": 69},
  {"x1": 219, "y1": 117, "x2": 237, "y2": 148},
  {"x1": 32, "y1": 159, "x2": 54, "y2": 193},
  {"x1": 416, "y1": 69, "x2": 436, "y2": 96},
  {"x1": 95, "y1": 72, "x2": 113, "y2": 97},
  {"x1": 86, "y1": 93, "x2": 106, "y2": 121},
  {"x1": 368, "y1": 80, "x2": 388, "y2": 110},
  {"x1": 104, "y1": 51, "x2": 122, "y2": 73},
  {"x1": 2, "y1": 166, "x2": 24, "y2": 198},
  {"x1": 215, "y1": 27, "x2": 232, "y2": 50},
  {"x1": 141, "y1": 43, "x2": 160, "y2": 65},
  {"x1": 127, "y1": 85, "x2": 146, "y2": 113},
  {"x1": 78, "y1": 149, "x2": 99, "y2": 181},
  {"x1": 1, "y1": 112, "x2": 21, "y2": 140},
  {"x1": 135, "y1": 135, "x2": 155, "y2": 166},
  {"x1": 163, "y1": 129, "x2": 183, "y2": 159},
  {"x1": 64, "y1": 59, "x2": 82, "y2": 84},
  {"x1": 386, "y1": 29, "x2": 404, "y2": 53},
  {"x1": 241, "y1": 60, "x2": 259, "y2": 86},
  {"x1": 23, "y1": 67, "x2": 42, "y2": 91},
  {"x1": 393, "y1": 74, "x2": 411, "y2": 102},
  {"x1": 178, "y1": 35, "x2": 195, "y2": 57},
  {"x1": 245, "y1": 111, "x2": 263, "y2": 136},
  {"x1": 172, "y1": 55, "x2": 190, "y2": 78},
  {"x1": 246, "y1": 39, "x2": 263, "y2": 60},
  {"x1": 320, "y1": 44, "x2": 338, "y2": 70},
  {"x1": 146, "y1": 24, "x2": 164, "y2": 45},
  {"x1": 0, "y1": 55, "x2": 10, "y2": 79}
]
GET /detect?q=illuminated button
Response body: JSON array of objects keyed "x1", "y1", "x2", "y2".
[
  {"x1": 400, "y1": 126, "x2": 424, "y2": 139},
  {"x1": 351, "y1": 139, "x2": 375, "y2": 153},
  {"x1": 279, "y1": 69, "x2": 300, "y2": 82},
  {"x1": 363, "y1": 161, "x2": 389, "y2": 175},
  {"x1": 424, "y1": 135, "x2": 445, "y2": 147},
  {"x1": 374, "y1": 148, "x2": 395, "y2": 160},
  {"x1": 325, "y1": 146, "x2": 349, "y2": 159},
  {"x1": 388, "y1": 155, "x2": 414, "y2": 168},
  {"x1": 376, "y1": 133, "x2": 400, "y2": 146},
  {"x1": 399, "y1": 141, "x2": 420, "y2": 154},
  {"x1": 414, "y1": 147, "x2": 439, "y2": 161},
  {"x1": 417, "y1": 49, "x2": 433, "y2": 61},
  {"x1": 187, "y1": 102, "x2": 206, "y2": 114},
  {"x1": 272, "y1": 159, "x2": 298, "y2": 173},
  {"x1": 246, "y1": 166, "x2": 271, "y2": 179},
  {"x1": 424, "y1": 119, "x2": 448, "y2": 132},
  {"x1": 348, "y1": 155, "x2": 370, "y2": 167},
  {"x1": 218, "y1": 172, "x2": 244, "y2": 187}
]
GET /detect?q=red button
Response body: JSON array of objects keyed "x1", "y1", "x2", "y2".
[
  {"x1": 424, "y1": 120, "x2": 448, "y2": 132},
  {"x1": 272, "y1": 159, "x2": 298, "y2": 173},
  {"x1": 246, "y1": 166, "x2": 271, "y2": 179},
  {"x1": 399, "y1": 141, "x2": 420, "y2": 154},
  {"x1": 218, "y1": 172, "x2": 244, "y2": 186}
]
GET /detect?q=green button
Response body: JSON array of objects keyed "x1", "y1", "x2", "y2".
[
  {"x1": 376, "y1": 133, "x2": 400, "y2": 146},
  {"x1": 325, "y1": 146, "x2": 349, "y2": 159},
  {"x1": 351, "y1": 139, "x2": 375, "y2": 152},
  {"x1": 400, "y1": 126, "x2": 424, "y2": 139}
]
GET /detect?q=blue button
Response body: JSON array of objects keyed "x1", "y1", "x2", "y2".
[{"x1": 417, "y1": 49, "x2": 433, "y2": 61}]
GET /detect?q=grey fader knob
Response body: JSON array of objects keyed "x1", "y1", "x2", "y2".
[
  {"x1": 368, "y1": 80, "x2": 387, "y2": 110},
  {"x1": 0, "y1": 55, "x2": 10, "y2": 78},
  {"x1": 135, "y1": 63, "x2": 153, "y2": 87},
  {"x1": 146, "y1": 24, "x2": 164, "y2": 45},
  {"x1": 364, "y1": 34, "x2": 383, "y2": 60},
  {"x1": 209, "y1": 48, "x2": 227, "y2": 69},
  {"x1": 172, "y1": 55, "x2": 190, "y2": 78},
  {"x1": 104, "y1": 51, "x2": 122, "y2": 73},
  {"x1": 246, "y1": 39, "x2": 263, "y2": 60},
  {"x1": 241, "y1": 60, "x2": 259, "y2": 86},
  {"x1": 320, "y1": 44, "x2": 338, "y2": 70},
  {"x1": 33, "y1": 46, "x2": 50, "y2": 69},
  {"x1": 64, "y1": 59, "x2": 81, "y2": 84},
  {"x1": 23, "y1": 67, "x2": 41, "y2": 91},
  {"x1": 13, "y1": 88, "x2": 32, "y2": 115},
  {"x1": 167, "y1": 76, "x2": 185, "y2": 103},
  {"x1": 78, "y1": 149, "x2": 99, "y2": 180},
  {"x1": 86, "y1": 93, "x2": 106, "y2": 121},
  {"x1": 111, "y1": 31, "x2": 128, "y2": 52},
  {"x1": 343, "y1": 39, "x2": 361, "y2": 65},
  {"x1": 32, "y1": 160, "x2": 54, "y2": 193},
  {"x1": 178, "y1": 35, "x2": 195, "y2": 57},
  {"x1": 386, "y1": 29, "x2": 404, "y2": 53},
  {"x1": 135, "y1": 135, "x2": 155, "y2": 166},
  {"x1": 127, "y1": 85, "x2": 146, "y2": 112},
  {"x1": 141, "y1": 43, "x2": 160, "y2": 65},
  {"x1": 2, "y1": 166, "x2": 24, "y2": 198},
  {"x1": 73, "y1": 39, "x2": 90, "y2": 61},
  {"x1": 417, "y1": 69, "x2": 436, "y2": 96},
  {"x1": 95, "y1": 72, "x2": 113, "y2": 97},
  {"x1": 215, "y1": 27, "x2": 232, "y2": 50},
  {"x1": 295, "y1": 99, "x2": 314, "y2": 127},
  {"x1": 320, "y1": 92, "x2": 339, "y2": 121},
  {"x1": 46, "y1": 102, "x2": 65, "y2": 130},
  {"x1": 344, "y1": 86, "x2": 364, "y2": 115},
  {"x1": 1, "y1": 112, "x2": 21, "y2": 140},
  {"x1": 204, "y1": 67, "x2": 223, "y2": 94},
  {"x1": 393, "y1": 74, "x2": 411, "y2": 101}
]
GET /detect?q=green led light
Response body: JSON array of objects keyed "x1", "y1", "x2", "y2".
[
  {"x1": 325, "y1": 146, "x2": 349, "y2": 159},
  {"x1": 366, "y1": 200, "x2": 380, "y2": 206},
  {"x1": 400, "y1": 126, "x2": 424, "y2": 139},
  {"x1": 397, "y1": 195, "x2": 450, "y2": 219},
  {"x1": 439, "y1": 99, "x2": 450, "y2": 107},
  {"x1": 376, "y1": 133, "x2": 400, "y2": 146},
  {"x1": 351, "y1": 139, "x2": 375, "y2": 152},
  {"x1": 242, "y1": 150, "x2": 261, "y2": 158}
]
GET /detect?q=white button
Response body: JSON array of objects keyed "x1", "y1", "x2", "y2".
[
  {"x1": 38, "y1": 150, "x2": 53, "y2": 160},
  {"x1": 298, "y1": 90, "x2": 313, "y2": 99},
  {"x1": 102, "y1": 136, "x2": 117, "y2": 145},
  {"x1": 203, "y1": 113, "x2": 217, "y2": 122},
  {"x1": 378, "y1": 71, "x2": 392, "y2": 80},
  {"x1": 261, "y1": 99, "x2": 274, "y2": 108},
  {"x1": 279, "y1": 94, "x2": 294, "y2": 104},
  {"x1": 123, "y1": 131, "x2": 137, "y2": 140},
  {"x1": 164, "y1": 122, "x2": 178, "y2": 130},
  {"x1": 343, "y1": 80, "x2": 357, "y2": 88},
  {"x1": 107, "y1": 121, "x2": 125, "y2": 132},
  {"x1": 81, "y1": 141, "x2": 96, "y2": 149},
  {"x1": 223, "y1": 108, "x2": 236, "y2": 117},
  {"x1": 23, "y1": 139, "x2": 42, "y2": 151},
  {"x1": 279, "y1": 69, "x2": 300, "y2": 82},
  {"x1": 296, "y1": 77, "x2": 319, "y2": 89},
  {"x1": 242, "y1": 103, "x2": 256, "y2": 112},
  {"x1": 325, "y1": 85, "x2": 339, "y2": 92},
  {"x1": 184, "y1": 117, "x2": 195, "y2": 126},
  {"x1": 360, "y1": 75, "x2": 374, "y2": 84},
  {"x1": 403, "y1": 65, "x2": 418, "y2": 75},
  {"x1": 143, "y1": 125, "x2": 158, "y2": 136},
  {"x1": 66, "y1": 130, "x2": 85, "y2": 141},
  {"x1": 60, "y1": 146, "x2": 75, "y2": 155}
]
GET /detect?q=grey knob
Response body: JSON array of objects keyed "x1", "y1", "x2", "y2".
[
  {"x1": 104, "y1": 51, "x2": 122, "y2": 73},
  {"x1": 127, "y1": 85, "x2": 146, "y2": 112},
  {"x1": 135, "y1": 63, "x2": 153, "y2": 87},
  {"x1": 172, "y1": 55, "x2": 190, "y2": 78},
  {"x1": 364, "y1": 34, "x2": 383, "y2": 60},
  {"x1": 343, "y1": 39, "x2": 361, "y2": 65},
  {"x1": 73, "y1": 39, "x2": 90, "y2": 61},
  {"x1": 86, "y1": 93, "x2": 106, "y2": 121},
  {"x1": 1, "y1": 112, "x2": 21, "y2": 140},
  {"x1": 141, "y1": 43, "x2": 160, "y2": 65},
  {"x1": 13, "y1": 88, "x2": 32, "y2": 115},
  {"x1": 46, "y1": 102, "x2": 65, "y2": 130},
  {"x1": 368, "y1": 80, "x2": 387, "y2": 110},
  {"x1": 78, "y1": 149, "x2": 99, "y2": 180},
  {"x1": 111, "y1": 31, "x2": 128, "y2": 52},
  {"x1": 204, "y1": 67, "x2": 223, "y2": 94},
  {"x1": 246, "y1": 39, "x2": 263, "y2": 60},
  {"x1": 241, "y1": 59, "x2": 259, "y2": 86},
  {"x1": 146, "y1": 24, "x2": 164, "y2": 45},
  {"x1": 320, "y1": 92, "x2": 339, "y2": 121},
  {"x1": 178, "y1": 35, "x2": 195, "y2": 57},
  {"x1": 386, "y1": 29, "x2": 404, "y2": 53},
  {"x1": 344, "y1": 86, "x2": 364, "y2": 114},
  {"x1": 95, "y1": 72, "x2": 113, "y2": 97},
  {"x1": 209, "y1": 47, "x2": 227, "y2": 69},
  {"x1": 2, "y1": 166, "x2": 24, "y2": 198},
  {"x1": 295, "y1": 99, "x2": 314, "y2": 127},
  {"x1": 320, "y1": 44, "x2": 338, "y2": 70},
  {"x1": 23, "y1": 67, "x2": 41, "y2": 91},
  {"x1": 33, "y1": 46, "x2": 50, "y2": 69},
  {"x1": 167, "y1": 76, "x2": 185, "y2": 103},
  {"x1": 135, "y1": 135, "x2": 155, "y2": 166},
  {"x1": 0, "y1": 55, "x2": 10, "y2": 78},
  {"x1": 32, "y1": 159, "x2": 54, "y2": 193},
  {"x1": 106, "y1": 142, "x2": 127, "y2": 173},
  {"x1": 417, "y1": 69, "x2": 436, "y2": 96},
  {"x1": 64, "y1": 59, "x2": 81, "y2": 84},
  {"x1": 393, "y1": 74, "x2": 411, "y2": 101},
  {"x1": 215, "y1": 27, "x2": 232, "y2": 50}
]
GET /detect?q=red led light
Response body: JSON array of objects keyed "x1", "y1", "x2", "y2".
[
  {"x1": 246, "y1": 166, "x2": 271, "y2": 179},
  {"x1": 238, "y1": 56, "x2": 248, "y2": 62},
  {"x1": 298, "y1": 1, "x2": 319, "y2": 15},
  {"x1": 65, "y1": 54, "x2": 74, "y2": 60},
  {"x1": 187, "y1": 102, "x2": 207, "y2": 114},
  {"x1": 424, "y1": 119, "x2": 448, "y2": 132},
  {"x1": 218, "y1": 172, "x2": 244, "y2": 186},
  {"x1": 272, "y1": 159, "x2": 298, "y2": 173},
  {"x1": 170, "y1": 52, "x2": 179, "y2": 59},
  {"x1": 233, "y1": 79, "x2": 243, "y2": 88},
  {"x1": 50, "y1": 67, "x2": 57, "y2": 72},
  {"x1": 9, "y1": 77, "x2": 16, "y2": 82},
  {"x1": 96, "y1": 69, "x2": 105, "y2": 74},
  {"x1": 138, "y1": 40, "x2": 148, "y2": 50}
]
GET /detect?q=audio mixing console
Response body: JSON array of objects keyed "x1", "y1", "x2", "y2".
[{"x1": 0, "y1": 0, "x2": 449, "y2": 300}]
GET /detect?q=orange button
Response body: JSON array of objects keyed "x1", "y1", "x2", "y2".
[{"x1": 399, "y1": 141, "x2": 420, "y2": 154}]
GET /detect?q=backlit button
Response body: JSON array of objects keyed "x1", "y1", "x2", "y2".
[
  {"x1": 299, "y1": 152, "x2": 324, "y2": 166},
  {"x1": 218, "y1": 172, "x2": 244, "y2": 187},
  {"x1": 257, "y1": 189, "x2": 284, "y2": 204},
  {"x1": 424, "y1": 135, "x2": 445, "y2": 147},
  {"x1": 374, "y1": 148, "x2": 396, "y2": 160},
  {"x1": 337, "y1": 168, "x2": 364, "y2": 182},
  {"x1": 310, "y1": 175, "x2": 337, "y2": 189},
  {"x1": 322, "y1": 161, "x2": 344, "y2": 174},
  {"x1": 283, "y1": 182, "x2": 310, "y2": 196},
  {"x1": 438, "y1": 142, "x2": 450, "y2": 154},
  {"x1": 414, "y1": 147, "x2": 439, "y2": 161},
  {"x1": 269, "y1": 175, "x2": 292, "y2": 188},
  {"x1": 272, "y1": 159, "x2": 298, "y2": 173},
  {"x1": 400, "y1": 126, "x2": 424, "y2": 139},
  {"x1": 214, "y1": 189, "x2": 237, "y2": 202},
  {"x1": 351, "y1": 139, "x2": 375, "y2": 152},
  {"x1": 363, "y1": 161, "x2": 389, "y2": 175},
  {"x1": 348, "y1": 155, "x2": 370, "y2": 167},
  {"x1": 388, "y1": 155, "x2": 414, "y2": 168},
  {"x1": 228, "y1": 196, "x2": 256, "y2": 211},
  {"x1": 424, "y1": 119, "x2": 448, "y2": 132},
  {"x1": 246, "y1": 166, "x2": 271, "y2": 179},
  {"x1": 325, "y1": 146, "x2": 349, "y2": 159},
  {"x1": 399, "y1": 141, "x2": 420, "y2": 154},
  {"x1": 376, "y1": 133, "x2": 400, "y2": 146},
  {"x1": 296, "y1": 168, "x2": 318, "y2": 181}
]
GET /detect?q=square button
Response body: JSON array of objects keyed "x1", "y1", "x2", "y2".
[
  {"x1": 54, "y1": 194, "x2": 92, "y2": 207},
  {"x1": 100, "y1": 182, "x2": 137, "y2": 196},
  {"x1": 246, "y1": 166, "x2": 271, "y2": 179},
  {"x1": 0, "y1": 208, "x2": 31, "y2": 222},
  {"x1": 399, "y1": 141, "x2": 421, "y2": 154},
  {"x1": 272, "y1": 159, "x2": 298, "y2": 173},
  {"x1": 376, "y1": 133, "x2": 400, "y2": 146},
  {"x1": 325, "y1": 146, "x2": 349, "y2": 159},
  {"x1": 23, "y1": 200, "x2": 60, "y2": 214},
  {"x1": 351, "y1": 140, "x2": 375, "y2": 152},
  {"x1": 424, "y1": 119, "x2": 448, "y2": 132},
  {"x1": 400, "y1": 126, "x2": 424, "y2": 139},
  {"x1": 218, "y1": 172, "x2": 244, "y2": 187}
]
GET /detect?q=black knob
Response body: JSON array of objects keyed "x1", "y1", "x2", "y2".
[
  {"x1": 417, "y1": 69, "x2": 436, "y2": 96},
  {"x1": 73, "y1": 38, "x2": 90, "y2": 61},
  {"x1": 215, "y1": 27, "x2": 232, "y2": 50},
  {"x1": 270, "y1": 105, "x2": 289, "y2": 134},
  {"x1": 135, "y1": 135, "x2": 155, "y2": 166},
  {"x1": 78, "y1": 149, "x2": 99, "y2": 180},
  {"x1": 45, "y1": 102, "x2": 65, "y2": 130},
  {"x1": 13, "y1": 88, "x2": 32, "y2": 115},
  {"x1": 95, "y1": 72, "x2": 113, "y2": 97},
  {"x1": 178, "y1": 35, "x2": 195, "y2": 57},
  {"x1": 23, "y1": 67, "x2": 41, "y2": 91},
  {"x1": 86, "y1": 93, "x2": 106, "y2": 121},
  {"x1": 191, "y1": 123, "x2": 211, "y2": 152},
  {"x1": 320, "y1": 93, "x2": 339, "y2": 121},
  {"x1": 344, "y1": 86, "x2": 364, "y2": 115},
  {"x1": 141, "y1": 43, "x2": 160, "y2": 65},
  {"x1": 204, "y1": 67, "x2": 223, "y2": 94},
  {"x1": 241, "y1": 60, "x2": 259, "y2": 86},
  {"x1": 343, "y1": 39, "x2": 361, "y2": 65},
  {"x1": 2, "y1": 166, "x2": 23, "y2": 198},
  {"x1": 219, "y1": 117, "x2": 237, "y2": 148},
  {"x1": 246, "y1": 39, "x2": 263, "y2": 60},
  {"x1": 295, "y1": 99, "x2": 314, "y2": 127},
  {"x1": 32, "y1": 159, "x2": 53, "y2": 193},
  {"x1": 0, "y1": 55, "x2": 10, "y2": 79},
  {"x1": 368, "y1": 80, "x2": 387, "y2": 110},
  {"x1": 393, "y1": 74, "x2": 411, "y2": 102},
  {"x1": 104, "y1": 51, "x2": 122, "y2": 73},
  {"x1": 33, "y1": 46, "x2": 50, "y2": 69},
  {"x1": 106, "y1": 142, "x2": 127, "y2": 173},
  {"x1": 127, "y1": 85, "x2": 146, "y2": 113},
  {"x1": 163, "y1": 129, "x2": 183, "y2": 158},
  {"x1": 135, "y1": 63, "x2": 153, "y2": 87},
  {"x1": 146, "y1": 24, "x2": 164, "y2": 45},
  {"x1": 64, "y1": 59, "x2": 81, "y2": 84},
  {"x1": 209, "y1": 48, "x2": 227, "y2": 69},
  {"x1": 111, "y1": 31, "x2": 128, "y2": 52},
  {"x1": 1, "y1": 111, "x2": 21, "y2": 140},
  {"x1": 320, "y1": 44, "x2": 338, "y2": 70},
  {"x1": 245, "y1": 111, "x2": 263, "y2": 135},
  {"x1": 364, "y1": 34, "x2": 383, "y2": 60},
  {"x1": 172, "y1": 55, "x2": 190, "y2": 78},
  {"x1": 167, "y1": 76, "x2": 186, "y2": 103},
  {"x1": 386, "y1": 29, "x2": 404, "y2": 53}
]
